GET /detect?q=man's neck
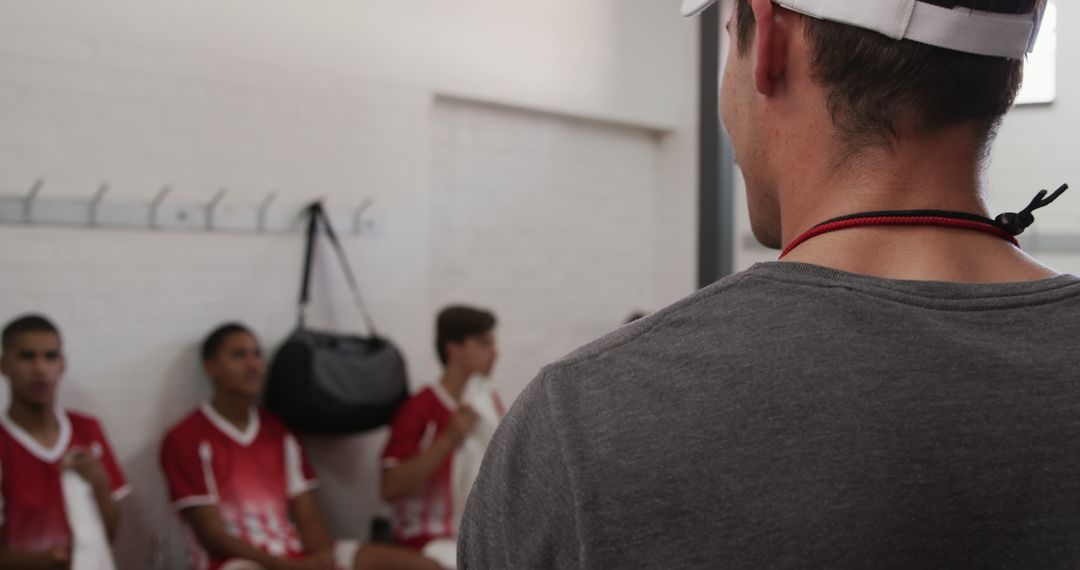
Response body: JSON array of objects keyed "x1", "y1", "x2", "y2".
[
  {"x1": 440, "y1": 365, "x2": 472, "y2": 402},
  {"x1": 8, "y1": 399, "x2": 60, "y2": 445},
  {"x1": 776, "y1": 126, "x2": 1057, "y2": 282},
  {"x1": 210, "y1": 392, "x2": 254, "y2": 432}
]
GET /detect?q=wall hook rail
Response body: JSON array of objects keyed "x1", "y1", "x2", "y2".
[{"x1": 0, "y1": 179, "x2": 378, "y2": 237}]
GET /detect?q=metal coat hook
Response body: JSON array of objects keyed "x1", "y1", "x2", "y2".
[
  {"x1": 150, "y1": 185, "x2": 171, "y2": 229},
  {"x1": 257, "y1": 192, "x2": 277, "y2": 233},
  {"x1": 89, "y1": 183, "x2": 109, "y2": 227},
  {"x1": 205, "y1": 188, "x2": 227, "y2": 231},
  {"x1": 352, "y1": 197, "x2": 374, "y2": 234},
  {"x1": 23, "y1": 178, "x2": 44, "y2": 223}
]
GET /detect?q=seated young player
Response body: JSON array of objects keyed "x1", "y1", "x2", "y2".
[
  {"x1": 381, "y1": 306, "x2": 505, "y2": 569},
  {"x1": 161, "y1": 323, "x2": 439, "y2": 570},
  {"x1": 0, "y1": 315, "x2": 129, "y2": 569}
]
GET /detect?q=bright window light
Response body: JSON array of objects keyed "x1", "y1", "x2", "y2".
[{"x1": 1016, "y1": 0, "x2": 1057, "y2": 105}]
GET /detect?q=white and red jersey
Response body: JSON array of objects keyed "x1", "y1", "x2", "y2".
[
  {"x1": 0, "y1": 408, "x2": 129, "y2": 553},
  {"x1": 382, "y1": 383, "x2": 505, "y2": 550},
  {"x1": 160, "y1": 404, "x2": 319, "y2": 570}
]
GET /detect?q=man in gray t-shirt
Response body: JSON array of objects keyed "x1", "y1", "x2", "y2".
[{"x1": 460, "y1": 1, "x2": 1077, "y2": 568}]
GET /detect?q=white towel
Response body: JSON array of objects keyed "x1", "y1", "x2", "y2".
[
  {"x1": 61, "y1": 449, "x2": 116, "y2": 570},
  {"x1": 451, "y1": 379, "x2": 501, "y2": 533},
  {"x1": 422, "y1": 538, "x2": 459, "y2": 570}
]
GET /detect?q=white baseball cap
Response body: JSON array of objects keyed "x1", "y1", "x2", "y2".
[{"x1": 681, "y1": 0, "x2": 1047, "y2": 59}]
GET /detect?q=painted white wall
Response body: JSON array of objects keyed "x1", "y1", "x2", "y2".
[
  {"x1": 0, "y1": 2, "x2": 699, "y2": 567},
  {"x1": 0, "y1": 0, "x2": 693, "y2": 130}
]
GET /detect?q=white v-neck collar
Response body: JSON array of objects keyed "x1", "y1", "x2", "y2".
[
  {"x1": 431, "y1": 383, "x2": 460, "y2": 411},
  {"x1": 200, "y1": 402, "x2": 260, "y2": 447},
  {"x1": 0, "y1": 406, "x2": 72, "y2": 463}
]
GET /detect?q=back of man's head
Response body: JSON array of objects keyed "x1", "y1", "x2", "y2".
[
  {"x1": 733, "y1": 0, "x2": 1035, "y2": 148},
  {"x1": 2, "y1": 314, "x2": 61, "y2": 354}
]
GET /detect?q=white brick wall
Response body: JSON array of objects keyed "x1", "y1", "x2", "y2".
[
  {"x1": 430, "y1": 99, "x2": 662, "y2": 402},
  {"x1": 0, "y1": 1, "x2": 697, "y2": 129},
  {"x1": 0, "y1": 3, "x2": 698, "y2": 567}
]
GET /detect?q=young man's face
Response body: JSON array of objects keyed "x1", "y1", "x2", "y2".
[
  {"x1": 0, "y1": 332, "x2": 65, "y2": 410},
  {"x1": 452, "y1": 331, "x2": 498, "y2": 379},
  {"x1": 205, "y1": 331, "x2": 265, "y2": 400}
]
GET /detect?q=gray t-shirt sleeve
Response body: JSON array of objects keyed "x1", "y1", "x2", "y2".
[{"x1": 458, "y1": 372, "x2": 581, "y2": 569}]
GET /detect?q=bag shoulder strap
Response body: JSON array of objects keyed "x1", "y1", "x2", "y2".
[{"x1": 298, "y1": 202, "x2": 378, "y2": 336}]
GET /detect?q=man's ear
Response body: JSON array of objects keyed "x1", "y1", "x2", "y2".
[
  {"x1": 751, "y1": 0, "x2": 790, "y2": 96},
  {"x1": 445, "y1": 340, "x2": 460, "y2": 362}
]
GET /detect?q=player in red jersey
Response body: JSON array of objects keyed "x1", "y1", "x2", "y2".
[
  {"x1": 0, "y1": 314, "x2": 129, "y2": 569},
  {"x1": 162, "y1": 323, "x2": 438, "y2": 570},
  {"x1": 381, "y1": 306, "x2": 504, "y2": 568}
]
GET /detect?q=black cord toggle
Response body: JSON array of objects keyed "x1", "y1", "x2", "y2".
[{"x1": 994, "y1": 184, "x2": 1069, "y2": 236}]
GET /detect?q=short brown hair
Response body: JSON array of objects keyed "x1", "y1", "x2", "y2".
[
  {"x1": 436, "y1": 306, "x2": 496, "y2": 365},
  {"x1": 2, "y1": 314, "x2": 60, "y2": 351},
  {"x1": 201, "y1": 322, "x2": 254, "y2": 362},
  {"x1": 735, "y1": 0, "x2": 1035, "y2": 147}
]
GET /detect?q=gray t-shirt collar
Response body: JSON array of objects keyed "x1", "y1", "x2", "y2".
[{"x1": 744, "y1": 262, "x2": 1080, "y2": 311}]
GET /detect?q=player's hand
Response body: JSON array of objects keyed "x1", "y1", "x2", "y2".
[
  {"x1": 448, "y1": 405, "x2": 479, "y2": 446},
  {"x1": 37, "y1": 547, "x2": 70, "y2": 570},
  {"x1": 64, "y1": 447, "x2": 108, "y2": 489}
]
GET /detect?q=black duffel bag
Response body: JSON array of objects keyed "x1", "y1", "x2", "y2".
[{"x1": 265, "y1": 202, "x2": 409, "y2": 435}]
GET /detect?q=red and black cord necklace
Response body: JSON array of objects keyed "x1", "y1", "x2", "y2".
[{"x1": 779, "y1": 184, "x2": 1069, "y2": 259}]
